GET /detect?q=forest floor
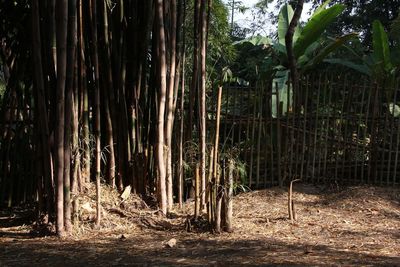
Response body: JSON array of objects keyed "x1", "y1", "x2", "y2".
[{"x1": 0, "y1": 183, "x2": 399, "y2": 266}]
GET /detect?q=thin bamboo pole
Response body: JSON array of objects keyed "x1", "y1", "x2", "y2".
[
  {"x1": 225, "y1": 159, "x2": 234, "y2": 232},
  {"x1": 276, "y1": 83, "x2": 282, "y2": 186},
  {"x1": 361, "y1": 82, "x2": 373, "y2": 183},
  {"x1": 223, "y1": 86, "x2": 229, "y2": 145},
  {"x1": 393, "y1": 80, "x2": 400, "y2": 185},
  {"x1": 305, "y1": 75, "x2": 314, "y2": 183},
  {"x1": 354, "y1": 80, "x2": 367, "y2": 182},
  {"x1": 379, "y1": 87, "x2": 390, "y2": 185},
  {"x1": 311, "y1": 74, "x2": 322, "y2": 182},
  {"x1": 299, "y1": 76, "x2": 309, "y2": 181},
  {"x1": 283, "y1": 79, "x2": 291, "y2": 185},
  {"x1": 238, "y1": 88, "x2": 243, "y2": 153},
  {"x1": 211, "y1": 86, "x2": 223, "y2": 223},
  {"x1": 264, "y1": 86, "x2": 271, "y2": 187},
  {"x1": 231, "y1": 87, "x2": 237, "y2": 144},
  {"x1": 178, "y1": 55, "x2": 185, "y2": 208},
  {"x1": 368, "y1": 83, "x2": 380, "y2": 184},
  {"x1": 334, "y1": 75, "x2": 347, "y2": 182},
  {"x1": 249, "y1": 87, "x2": 257, "y2": 187},
  {"x1": 195, "y1": 165, "x2": 200, "y2": 220},
  {"x1": 341, "y1": 76, "x2": 353, "y2": 182},
  {"x1": 207, "y1": 146, "x2": 214, "y2": 222},
  {"x1": 387, "y1": 80, "x2": 399, "y2": 185},
  {"x1": 245, "y1": 88, "x2": 251, "y2": 176},
  {"x1": 270, "y1": 94, "x2": 275, "y2": 186},
  {"x1": 322, "y1": 74, "x2": 333, "y2": 180},
  {"x1": 256, "y1": 85, "x2": 263, "y2": 188},
  {"x1": 293, "y1": 77, "x2": 300, "y2": 179}
]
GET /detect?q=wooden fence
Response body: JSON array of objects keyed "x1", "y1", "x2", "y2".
[{"x1": 212, "y1": 73, "x2": 400, "y2": 188}]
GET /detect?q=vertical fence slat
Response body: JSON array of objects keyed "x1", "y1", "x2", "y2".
[
  {"x1": 248, "y1": 87, "x2": 257, "y2": 187},
  {"x1": 256, "y1": 84, "x2": 263, "y2": 188},
  {"x1": 218, "y1": 72, "x2": 398, "y2": 190},
  {"x1": 341, "y1": 75, "x2": 353, "y2": 183},
  {"x1": 312, "y1": 74, "x2": 322, "y2": 182},
  {"x1": 300, "y1": 76, "x2": 309, "y2": 181},
  {"x1": 354, "y1": 80, "x2": 367, "y2": 183},
  {"x1": 276, "y1": 82, "x2": 282, "y2": 186},
  {"x1": 379, "y1": 86, "x2": 390, "y2": 185}
]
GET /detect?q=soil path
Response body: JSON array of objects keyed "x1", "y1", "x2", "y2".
[{"x1": 0, "y1": 185, "x2": 399, "y2": 266}]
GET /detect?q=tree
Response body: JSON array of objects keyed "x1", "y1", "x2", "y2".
[
  {"x1": 0, "y1": 0, "x2": 224, "y2": 232},
  {"x1": 155, "y1": 0, "x2": 168, "y2": 215},
  {"x1": 310, "y1": 0, "x2": 400, "y2": 45},
  {"x1": 55, "y1": 0, "x2": 68, "y2": 237},
  {"x1": 285, "y1": 0, "x2": 304, "y2": 110}
]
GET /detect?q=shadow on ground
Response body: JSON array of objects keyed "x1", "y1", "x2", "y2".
[{"x1": 0, "y1": 233, "x2": 399, "y2": 266}]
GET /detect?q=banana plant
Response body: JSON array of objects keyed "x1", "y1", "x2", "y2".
[
  {"x1": 236, "y1": 0, "x2": 356, "y2": 116},
  {"x1": 324, "y1": 20, "x2": 399, "y2": 113},
  {"x1": 277, "y1": 1, "x2": 358, "y2": 72},
  {"x1": 325, "y1": 20, "x2": 398, "y2": 82}
]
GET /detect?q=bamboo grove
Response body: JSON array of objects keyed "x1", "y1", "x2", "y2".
[{"x1": 0, "y1": 0, "x2": 237, "y2": 236}]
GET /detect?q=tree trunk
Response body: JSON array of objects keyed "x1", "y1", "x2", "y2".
[
  {"x1": 165, "y1": 0, "x2": 178, "y2": 211},
  {"x1": 55, "y1": 0, "x2": 68, "y2": 237},
  {"x1": 32, "y1": 0, "x2": 53, "y2": 219},
  {"x1": 199, "y1": 0, "x2": 209, "y2": 211},
  {"x1": 285, "y1": 0, "x2": 304, "y2": 111},
  {"x1": 178, "y1": 0, "x2": 186, "y2": 208},
  {"x1": 101, "y1": 1, "x2": 116, "y2": 188},
  {"x1": 225, "y1": 159, "x2": 234, "y2": 232},
  {"x1": 90, "y1": 0, "x2": 102, "y2": 227},
  {"x1": 79, "y1": 0, "x2": 90, "y2": 183},
  {"x1": 155, "y1": 0, "x2": 168, "y2": 215},
  {"x1": 64, "y1": 0, "x2": 77, "y2": 233},
  {"x1": 188, "y1": 0, "x2": 201, "y2": 141}
]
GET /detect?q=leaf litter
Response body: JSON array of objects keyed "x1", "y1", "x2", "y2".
[{"x1": 0, "y1": 183, "x2": 399, "y2": 266}]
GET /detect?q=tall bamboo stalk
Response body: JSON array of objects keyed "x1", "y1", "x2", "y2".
[
  {"x1": 165, "y1": 0, "x2": 178, "y2": 210},
  {"x1": 54, "y1": 0, "x2": 69, "y2": 236},
  {"x1": 32, "y1": 0, "x2": 53, "y2": 217},
  {"x1": 64, "y1": 0, "x2": 77, "y2": 233},
  {"x1": 178, "y1": 31, "x2": 186, "y2": 209},
  {"x1": 155, "y1": 0, "x2": 167, "y2": 214}
]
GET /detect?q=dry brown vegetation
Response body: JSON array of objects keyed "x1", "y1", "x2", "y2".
[{"x1": 0, "y1": 184, "x2": 399, "y2": 266}]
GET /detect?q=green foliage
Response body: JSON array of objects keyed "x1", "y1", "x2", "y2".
[
  {"x1": 311, "y1": 0, "x2": 332, "y2": 19},
  {"x1": 236, "y1": 1, "x2": 351, "y2": 74},
  {"x1": 277, "y1": 4, "x2": 300, "y2": 46},
  {"x1": 220, "y1": 146, "x2": 248, "y2": 191},
  {"x1": 0, "y1": 80, "x2": 5, "y2": 104},
  {"x1": 372, "y1": 20, "x2": 392, "y2": 73},
  {"x1": 325, "y1": 20, "x2": 399, "y2": 83},
  {"x1": 302, "y1": 33, "x2": 358, "y2": 71},
  {"x1": 293, "y1": 4, "x2": 345, "y2": 59},
  {"x1": 232, "y1": 1, "x2": 355, "y2": 116},
  {"x1": 195, "y1": 0, "x2": 236, "y2": 87},
  {"x1": 235, "y1": 35, "x2": 272, "y2": 46},
  {"x1": 310, "y1": 0, "x2": 400, "y2": 46},
  {"x1": 390, "y1": 10, "x2": 400, "y2": 41},
  {"x1": 323, "y1": 58, "x2": 370, "y2": 76}
]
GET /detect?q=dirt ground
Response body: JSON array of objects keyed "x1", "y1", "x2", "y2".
[{"x1": 0, "y1": 184, "x2": 399, "y2": 266}]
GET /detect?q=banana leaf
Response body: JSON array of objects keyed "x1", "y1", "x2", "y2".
[
  {"x1": 302, "y1": 33, "x2": 358, "y2": 71},
  {"x1": 293, "y1": 4, "x2": 345, "y2": 59},
  {"x1": 323, "y1": 58, "x2": 370, "y2": 76},
  {"x1": 372, "y1": 20, "x2": 392, "y2": 72},
  {"x1": 278, "y1": 4, "x2": 300, "y2": 45}
]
